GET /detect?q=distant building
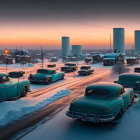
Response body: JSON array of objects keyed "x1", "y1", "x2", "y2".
[
  {"x1": 11, "y1": 49, "x2": 31, "y2": 63},
  {"x1": 62, "y1": 36, "x2": 70, "y2": 58},
  {"x1": 134, "y1": 30, "x2": 140, "y2": 56},
  {"x1": 72, "y1": 45, "x2": 82, "y2": 56},
  {"x1": 113, "y1": 28, "x2": 125, "y2": 54}
]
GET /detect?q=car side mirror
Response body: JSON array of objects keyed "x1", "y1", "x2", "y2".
[{"x1": 135, "y1": 81, "x2": 139, "y2": 86}]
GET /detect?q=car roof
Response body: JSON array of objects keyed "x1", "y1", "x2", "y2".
[
  {"x1": 37, "y1": 69, "x2": 55, "y2": 72},
  {"x1": 81, "y1": 65, "x2": 90, "y2": 67},
  {"x1": 135, "y1": 67, "x2": 140, "y2": 69},
  {"x1": 103, "y1": 58, "x2": 116, "y2": 60},
  {"x1": 0, "y1": 73, "x2": 7, "y2": 77},
  {"x1": 9, "y1": 71, "x2": 23, "y2": 73},
  {"x1": 119, "y1": 73, "x2": 140, "y2": 78},
  {"x1": 65, "y1": 62, "x2": 76, "y2": 64},
  {"x1": 86, "y1": 82, "x2": 122, "y2": 97}
]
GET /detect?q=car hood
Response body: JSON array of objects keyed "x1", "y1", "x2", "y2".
[
  {"x1": 32, "y1": 73, "x2": 51, "y2": 79},
  {"x1": 69, "y1": 96, "x2": 110, "y2": 115}
]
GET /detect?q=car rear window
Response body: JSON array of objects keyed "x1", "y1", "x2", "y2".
[
  {"x1": 65, "y1": 64, "x2": 76, "y2": 66},
  {"x1": 37, "y1": 69, "x2": 48, "y2": 74},
  {"x1": 81, "y1": 66, "x2": 90, "y2": 69},
  {"x1": 85, "y1": 90, "x2": 110, "y2": 98}
]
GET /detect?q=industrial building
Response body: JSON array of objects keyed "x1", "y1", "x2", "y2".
[
  {"x1": 72, "y1": 45, "x2": 82, "y2": 56},
  {"x1": 134, "y1": 30, "x2": 140, "y2": 56},
  {"x1": 62, "y1": 36, "x2": 70, "y2": 58},
  {"x1": 113, "y1": 28, "x2": 125, "y2": 54}
]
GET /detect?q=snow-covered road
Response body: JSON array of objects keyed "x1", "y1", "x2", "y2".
[
  {"x1": 17, "y1": 98, "x2": 140, "y2": 140},
  {"x1": 13, "y1": 76, "x2": 140, "y2": 140}
]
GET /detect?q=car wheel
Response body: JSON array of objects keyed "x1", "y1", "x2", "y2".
[
  {"x1": 61, "y1": 75, "x2": 64, "y2": 80},
  {"x1": 116, "y1": 109, "x2": 123, "y2": 119},
  {"x1": 47, "y1": 78, "x2": 52, "y2": 84},
  {"x1": 21, "y1": 86, "x2": 27, "y2": 97},
  {"x1": 131, "y1": 96, "x2": 135, "y2": 103}
]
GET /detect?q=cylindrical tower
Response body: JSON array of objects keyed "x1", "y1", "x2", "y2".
[
  {"x1": 134, "y1": 30, "x2": 140, "y2": 56},
  {"x1": 113, "y1": 28, "x2": 125, "y2": 54},
  {"x1": 62, "y1": 36, "x2": 70, "y2": 58},
  {"x1": 72, "y1": 45, "x2": 82, "y2": 56}
]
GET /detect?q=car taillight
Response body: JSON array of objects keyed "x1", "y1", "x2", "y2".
[{"x1": 104, "y1": 107, "x2": 108, "y2": 111}]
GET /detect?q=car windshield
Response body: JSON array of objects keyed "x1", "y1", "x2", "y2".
[
  {"x1": 37, "y1": 69, "x2": 48, "y2": 74},
  {"x1": 85, "y1": 90, "x2": 111, "y2": 98},
  {"x1": 135, "y1": 68, "x2": 140, "y2": 71},
  {"x1": 61, "y1": 67, "x2": 70, "y2": 70},
  {"x1": 81, "y1": 66, "x2": 90, "y2": 69},
  {"x1": 65, "y1": 63, "x2": 76, "y2": 66},
  {"x1": 0, "y1": 76, "x2": 9, "y2": 83}
]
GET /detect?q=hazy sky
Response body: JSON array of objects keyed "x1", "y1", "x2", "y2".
[{"x1": 0, "y1": 0, "x2": 140, "y2": 49}]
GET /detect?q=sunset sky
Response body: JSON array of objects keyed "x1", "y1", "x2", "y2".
[{"x1": 0, "y1": 0, "x2": 140, "y2": 50}]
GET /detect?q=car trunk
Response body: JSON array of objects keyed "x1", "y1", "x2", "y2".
[{"x1": 70, "y1": 96, "x2": 109, "y2": 115}]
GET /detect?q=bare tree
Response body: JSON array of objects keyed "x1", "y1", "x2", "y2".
[{"x1": 112, "y1": 61, "x2": 130, "y2": 75}]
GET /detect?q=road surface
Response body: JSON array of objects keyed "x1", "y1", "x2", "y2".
[{"x1": 12, "y1": 74, "x2": 140, "y2": 140}]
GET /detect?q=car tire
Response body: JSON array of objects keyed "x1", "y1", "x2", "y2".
[
  {"x1": 47, "y1": 78, "x2": 52, "y2": 84},
  {"x1": 131, "y1": 96, "x2": 135, "y2": 103},
  {"x1": 61, "y1": 75, "x2": 64, "y2": 80},
  {"x1": 21, "y1": 86, "x2": 27, "y2": 97},
  {"x1": 116, "y1": 109, "x2": 123, "y2": 119}
]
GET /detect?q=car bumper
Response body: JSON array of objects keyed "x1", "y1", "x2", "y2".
[
  {"x1": 66, "y1": 111, "x2": 115, "y2": 123},
  {"x1": 29, "y1": 79, "x2": 45, "y2": 83}
]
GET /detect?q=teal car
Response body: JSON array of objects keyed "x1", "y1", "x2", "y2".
[
  {"x1": 66, "y1": 82, "x2": 134, "y2": 123},
  {"x1": 0, "y1": 73, "x2": 30, "y2": 102},
  {"x1": 28, "y1": 69, "x2": 65, "y2": 84},
  {"x1": 115, "y1": 73, "x2": 140, "y2": 93}
]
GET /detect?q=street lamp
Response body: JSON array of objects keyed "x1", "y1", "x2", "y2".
[{"x1": 4, "y1": 48, "x2": 9, "y2": 72}]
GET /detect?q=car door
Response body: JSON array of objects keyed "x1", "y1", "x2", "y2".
[
  {"x1": 52, "y1": 70, "x2": 58, "y2": 81},
  {"x1": 0, "y1": 83, "x2": 8, "y2": 101},
  {"x1": 121, "y1": 88, "x2": 130, "y2": 110},
  {"x1": 6, "y1": 80, "x2": 18, "y2": 99}
]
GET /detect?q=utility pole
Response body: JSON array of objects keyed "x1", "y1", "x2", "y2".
[{"x1": 41, "y1": 46, "x2": 44, "y2": 68}]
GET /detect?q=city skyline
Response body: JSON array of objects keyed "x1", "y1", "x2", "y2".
[{"x1": 0, "y1": 0, "x2": 140, "y2": 49}]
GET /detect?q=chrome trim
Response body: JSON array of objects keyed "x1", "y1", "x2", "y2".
[{"x1": 66, "y1": 111, "x2": 115, "y2": 123}]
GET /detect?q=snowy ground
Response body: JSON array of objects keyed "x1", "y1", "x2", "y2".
[
  {"x1": 17, "y1": 97, "x2": 140, "y2": 140},
  {"x1": 13, "y1": 75, "x2": 140, "y2": 140},
  {"x1": 0, "y1": 88, "x2": 71, "y2": 127},
  {"x1": 0, "y1": 60, "x2": 140, "y2": 129}
]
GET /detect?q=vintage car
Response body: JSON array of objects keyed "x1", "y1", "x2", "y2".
[
  {"x1": 0, "y1": 73, "x2": 30, "y2": 102},
  {"x1": 66, "y1": 82, "x2": 134, "y2": 123},
  {"x1": 78, "y1": 65, "x2": 94, "y2": 75},
  {"x1": 28, "y1": 69, "x2": 64, "y2": 84},
  {"x1": 65, "y1": 63, "x2": 77, "y2": 71},
  {"x1": 8, "y1": 71, "x2": 25, "y2": 78},
  {"x1": 134, "y1": 67, "x2": 140, "y2": 73},
  {"x1": 61, "y1": 66, "x2": 74, "y2": 73},
  {"x1": 47, "y1": 64, "x2": 56, "y2": 68},
  {"x1": 126, "y1": 57, "x2": 138, "y2": 65},
  {"x1": 114, "y1": 73, "x2": 140, "y2": 93}
]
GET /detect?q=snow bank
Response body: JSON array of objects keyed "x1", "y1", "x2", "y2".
[{"x1": 0, "y1": 88, "x2": 71, "y2": 127}]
